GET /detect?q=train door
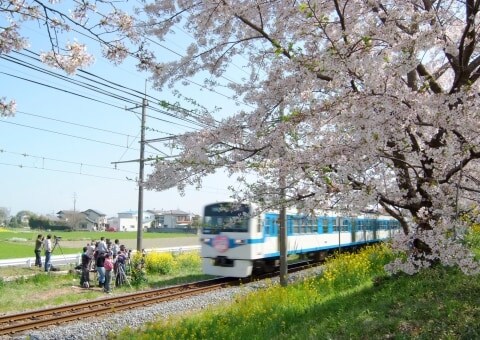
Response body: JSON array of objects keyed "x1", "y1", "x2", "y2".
[
  {"x1": 373, "y1": 219, "x2": 378, "y2": 240},
  {"x1": 351, "y1": 218, "x2": 356, "y2": 243}
]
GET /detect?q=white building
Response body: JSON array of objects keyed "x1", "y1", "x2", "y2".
[
  {"x1": 148, "y1": 209, "x2": 195, "y2": 229},
  {"x1": 107, "y1": 210, "x2": 155, "y2": 232}
]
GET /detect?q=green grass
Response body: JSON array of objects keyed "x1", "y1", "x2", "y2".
[
  {"x1": 0, "y1": 262, "x2": 210, "y2": 314},
  {"x1": 114, "y1": 243, "x2": 480, "y2": 340},
  {"x1": 0, "y1": 228, "x2": 195, "y2": 259},
  {"x1": 0, "y1": 239, "x2": 80, "y2": 258},
  {"x1": 2, "y1": 227, "x2": 479, "y2": 339}
]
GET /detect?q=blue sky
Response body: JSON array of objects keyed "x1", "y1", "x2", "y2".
[{"x1": 0, "y1": 17, "x2": 245, "y2": 218}]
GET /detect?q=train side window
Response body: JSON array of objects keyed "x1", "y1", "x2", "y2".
[
  {"x1": 333, "y1": 218, "x2": 340, "y2": 233},
  {"x1": 365, "y1": 220, "x2": 371, "y2": 231},
  {"x1": 322, "y1": 218, "x2": 329, "y2": 233},
  {"x1": 293, "y1": 218, "x2": 301, "y2": 234},
  {"x1": 357, "y1": 220, "x2": 364, "y2": 232},
  {"x1": 264, "y1": 221, "x2": 270, "y2": 235}
]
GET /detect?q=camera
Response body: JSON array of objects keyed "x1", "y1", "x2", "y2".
[{"x1": 54, "y1": 236, "x2": 62, "y2": 240}]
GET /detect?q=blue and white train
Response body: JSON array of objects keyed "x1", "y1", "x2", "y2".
[{"x1": 200, "y1": 202, "x2": 401, "y2": 277}]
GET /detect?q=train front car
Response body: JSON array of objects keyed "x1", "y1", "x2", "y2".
[{"x1": 200, "y1": 202, "x2": 261, "y2": 277}]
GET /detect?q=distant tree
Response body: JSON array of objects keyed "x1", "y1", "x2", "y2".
[
  {"x1": 7, "y1": 217, "x2": 20, "y2": 229},
  {"x1": 28, "y1": 216, "x2": 52, "y2": 230},
  {"x1": 0, "y1": 207, "x2": 10, "y2": 226}
]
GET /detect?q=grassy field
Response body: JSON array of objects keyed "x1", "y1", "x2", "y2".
[
  {"x1": 0, "y1": 228, "x2": 195, "y2": 259},
  {"x1": 0, "y1": 267, "x2": 209, "y2": 314}
]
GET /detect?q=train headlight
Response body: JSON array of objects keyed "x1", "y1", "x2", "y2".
[{"x1": 234, "y1": 239, "x2": 246, "y2": 245}]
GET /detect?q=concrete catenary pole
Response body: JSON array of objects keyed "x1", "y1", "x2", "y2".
[
  {"x1": 279, "y1": 102, "x2": 288, "y2": 287},
  {"x1": 137, "y1": 97, "x2": 147, "y2": 252}
]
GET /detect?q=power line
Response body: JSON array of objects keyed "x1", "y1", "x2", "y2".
[
  {"x1": 0, "y1": 148, "x2": 138, "y2": 174},
  {"x1": 0, "y1": 69, "x2": 129, "y2": 111},
  {"x1": 0, "y1": 161, "x2": 133, "y2": 182},
  {"x1": 0, "y1": 119, "x2": 162, "y2": 155},
  {"x1": 17, "y1": 111, "x2": 136, "y2": 138},
  {"x1": 2, "y1": 51, "x2": 209, "y2": 130}
]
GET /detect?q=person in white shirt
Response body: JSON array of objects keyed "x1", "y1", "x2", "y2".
[
  {"x1": 112, "y1": 239, "x2": 120, "y2": 260},
  {"x1": 43, "y1": 234, "x2": 53, "y2": 272},
  {"x1": 96, "y1": 236, "x2": 108, "y2": 254}
]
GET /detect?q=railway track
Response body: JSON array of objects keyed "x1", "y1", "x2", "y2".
[
  {"x1": 0, "y1": 262, "x2": 319, "y2": 336},
  {"x1": 0, "y1": 277, "x2": 239, "y2": 336}
]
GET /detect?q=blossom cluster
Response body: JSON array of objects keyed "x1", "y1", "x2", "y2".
[{"x1": 0, "y1": 98, "x2": 16, "y2": 116}]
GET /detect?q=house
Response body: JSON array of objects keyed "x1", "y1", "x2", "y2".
[
  {"x1": 149, "y1": 209, "x2": 195, "y2": 229},
  {"x1": 107, "y1": 210, "x2": 154, "y2": 232},
  {"x1": 56, "y1": 210, "x2": 96, "y2": 231},
  {"x1": 82, "y1": 209, "x2": 108, "y2": 231}
]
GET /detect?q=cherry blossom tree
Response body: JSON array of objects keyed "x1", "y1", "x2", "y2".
[
  {"x1": 2, "y1": 0, "x2": 479, "y2": 274},
  {"x1": 139, "y1": 0, "x2": 480, "y2": 274}
]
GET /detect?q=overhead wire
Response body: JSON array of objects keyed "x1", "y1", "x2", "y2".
[
  {"x1": 4, "y1": 50, "x2": 211, "y2": 130},
  {"x1": 0, "y1": 148, "x2": 138, "y2": 174},
  {"x1": 0, "y1": 119, "x2": 160, "y2": 156},
  {"x1": 16, "y1": 110, "x2": 136, "y2": 138},
  {"x1": 0, "y1": 161, "x2": 133, "y2": 182},
  {"x1": 0, "y1": 11, "x2": 265, "y2": 183}
]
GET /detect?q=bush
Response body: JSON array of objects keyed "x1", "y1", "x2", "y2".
[
  {"x1": 318, "y1": 243, "x2": 394, "y2": 291},
  {"x1": 144, "y1": 252, "x2": 177, "y2": 275},
  {"x1": 175, "y1": 251, "x2": 202, "y2": 271}
]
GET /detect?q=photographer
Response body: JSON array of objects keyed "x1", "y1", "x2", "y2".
[
  {"x1": 80, "y1": 246, "x2": 90, "y2": 288},
  {"x1": 43, "y1": 234, "x2": 52, "y2": 272},
  {"x1": 34, "y1": 234, "x2": 43, "y2": 268}
]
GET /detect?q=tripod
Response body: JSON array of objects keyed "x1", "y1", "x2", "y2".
[
  {"x1": 51, "y1": 237, "x2": 68, "y2": 268},
  {"x1": 115, "y1": 262, "x2": 131, "y2": 288},
  {"x1": 52, "y1": 237, "x2": 64, "y2": 254}
]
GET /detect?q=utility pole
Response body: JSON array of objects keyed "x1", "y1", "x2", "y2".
[
  {"x1": 279, "y1": 175, "x2": 288, "y2": 287},
  {"x1": 278, "y1": 102, "x2": 288, "y2": 287},
  {"x1": 112, "y1": 95, "x2": 148, "y2": 252},
  {"x1": 73, "y1": 192, "x2": 77, "y2": 229},
  {"x1": 137, "y1": 97, "x2": 147, "y2": 252}
]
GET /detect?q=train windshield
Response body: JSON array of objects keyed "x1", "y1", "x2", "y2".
[{"x1": 202, "y1": 203, "x2": 250, "y2": 234}]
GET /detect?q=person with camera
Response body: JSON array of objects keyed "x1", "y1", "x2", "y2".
[
  {"x1": 43, "y1": 234, "x2": 53, "y2": 272},
  {"x1": 80, "y1": 246, "x2": 90, "y2": 288},
  {"x1": 34, "y1": 234, "x2": 43, "y2": 268}
]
